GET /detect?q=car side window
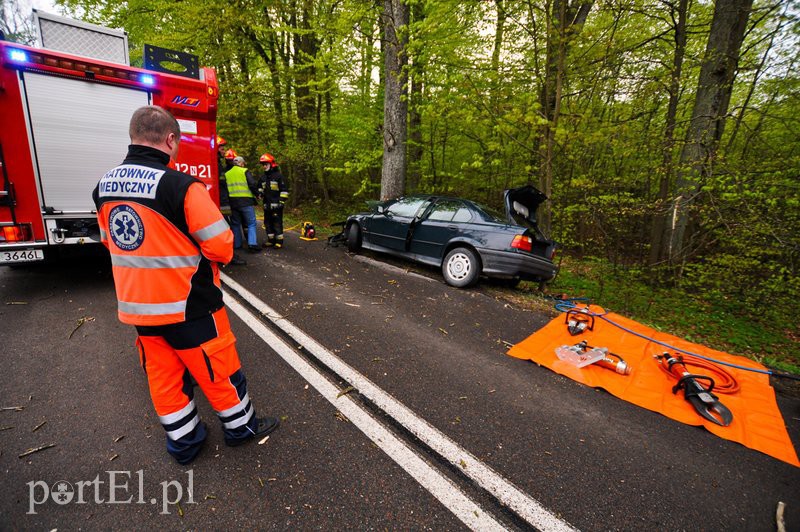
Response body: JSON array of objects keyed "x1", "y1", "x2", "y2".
[
  {"x1": 452, "y1": 207, "x2": 473, "y2": 223},
  {"x1": 386, "y1": 197, "x2": 426, "y2": 218},
  {"x1": 428, "y1": 200, "x2": 461, "y2": 222}
]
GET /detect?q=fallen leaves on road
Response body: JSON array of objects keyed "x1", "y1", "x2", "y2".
[
  {"x1": 336, "y1": 386, "x2": 356, "y2": 398},
  {"x1": 68, "y1": 316, "x2": 95, "y2": 339},
  {"x1": 334, "y1": 411, "x2": 349, "y2": 423},
  {"x1": 18, "y1": 443, "x2": 55, "y2": 458}
]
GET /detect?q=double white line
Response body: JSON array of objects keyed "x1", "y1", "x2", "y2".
[{"x1": 221, "y1": 272, "x2": 575, "y2": 532}]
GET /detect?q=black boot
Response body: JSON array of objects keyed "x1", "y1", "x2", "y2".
[{"x1": 225, "y1": 416, "x2": 280, "y2": 447}]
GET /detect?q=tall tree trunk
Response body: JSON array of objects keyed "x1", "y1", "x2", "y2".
[
  {"x1": 725, "y1": 1, "x2": 788, "y2": 154},
  {"x1": 380, "y1": 0, "x2": 409, "y2": 200},
  {"x1": 265, "y1": 7, "x2": 286, "y2": 146},
  {"x1": 292, "y1": 0, "x2": 318, "y2": 204},
  {"x1": 649, "y1": 0, "x2": 688, "y2": 269},
  {"x1": 407, "y1": 2, "x2": 425, "y2": 193},
  {"x1": 667, "y1": 0, "x2": 754, "y2": 269},
  {"x1": 242, "y1": 8, "x2": 286, "y2": 146},
  {"x1": 537, "y1": 0, "x2": 593, "y2": 234}
]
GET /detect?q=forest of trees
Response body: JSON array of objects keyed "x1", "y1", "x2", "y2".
[{"x1": 4, "y1": 0, "x2": 799, "y2": 318}]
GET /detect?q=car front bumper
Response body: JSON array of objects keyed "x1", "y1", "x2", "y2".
[{"x1": 478, "y1": 248, "x2": 557, "y2": 281}]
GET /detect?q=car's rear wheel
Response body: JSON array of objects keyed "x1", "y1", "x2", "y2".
[
  {"x1": 346, "y1": 223, "x2": 362, "y2": 253},
  {"x1": 442, "y1": 247, "x2": 480, "y2": 288}
]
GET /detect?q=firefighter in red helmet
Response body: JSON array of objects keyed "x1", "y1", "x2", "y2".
[
  {"x1": 93, "y1": 107, "x2": 278, "y2": 464},
  {"x1": 258, "y1": 153, "x2": 289, "y2": 248}
]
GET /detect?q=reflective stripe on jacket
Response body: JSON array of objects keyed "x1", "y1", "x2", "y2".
[
  {"x1": 93, "y1": 145, "x2": 234, "y2": 326},
  {"x1": 260, "y1": 167, "x2": 289, "y2": 203}
]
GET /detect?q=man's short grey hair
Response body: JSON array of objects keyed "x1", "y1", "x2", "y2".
[
  {"x1": 129, "y1": 106, "x2": 180, "y2": 145},
  {"x1": 233, "y1": 156, "x2": 245, "y2": 166}
]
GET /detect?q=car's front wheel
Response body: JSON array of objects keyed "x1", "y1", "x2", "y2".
[
  {"x1": 346, "y1": 223, "x2": 362, "y2": 253},
  {"x1": 442, "y1": 247, "x2": 480, "y2": 288}
]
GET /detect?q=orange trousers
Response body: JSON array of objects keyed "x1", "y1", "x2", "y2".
[{"x1": 135, "y1": 308, "x2": 257, "y2": 463}]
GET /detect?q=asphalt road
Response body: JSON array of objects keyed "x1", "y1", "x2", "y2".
[{"x1": 1, "y1": 232, "x2": 798, "y2": 530}]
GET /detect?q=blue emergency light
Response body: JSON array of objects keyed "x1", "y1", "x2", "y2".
[
  {"x1": 9, "y1": 49, "x2": 28, "y2": 63},
  {"x1": 140, "y1": 74, "x2": 155, "y2": 86}
]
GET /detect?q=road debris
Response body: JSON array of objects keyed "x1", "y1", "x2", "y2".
[
  {"x1": 68, "y1": 316, "x2": 95, "y2": 339},
  {"x1": 336, "y1": 386, "x2": 356, "y2": 398},
  {"x1": 31, "y1": 421, "x2": 46, "y2": 432},
  {"x1": 777, "y1": 501, "x2": 786, "y2": 532},
  {"x1": 114, "y1": 435, "x2": 125, "y2": 443},
  {"x1": 18, "y1": 443, "x2": 56, "y2": 458},
  {"x1": 438, "y1": 328, "x2": 448, "y2": 335},
  {"x1": 1, "y1": 406, "x2": 24, "y2": 411},
  {"x1": 334, "y1": 411, "x2": 349, "y2": 423},
  {"x1": 344, "y1": 302, "x2": 360, "y2": 307},
  {"x1": 6, "y1": 301, "x2": 28, "y2": 305},
  {"x1": 109, "y1": 454, "x2": 118, "y2": 461},
  {"x1": 0, "y1": 426, "x2": 13, "y2": 431},
  {"x1": 258, "y1": 435, "x2": 270, "y2": 445}
]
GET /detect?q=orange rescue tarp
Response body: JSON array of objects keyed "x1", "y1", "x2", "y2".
[{"x1": 507, "y1": 305, "x2": 799, "y2": 467}]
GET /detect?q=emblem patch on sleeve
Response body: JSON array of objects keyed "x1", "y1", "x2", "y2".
[{"x1": 108, "y1": 205, "x2": 145, "y2": 251}]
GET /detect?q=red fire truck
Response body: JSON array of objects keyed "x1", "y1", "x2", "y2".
[{"x1": 0, "y1": 11, "x2": 220, "y2": 265}]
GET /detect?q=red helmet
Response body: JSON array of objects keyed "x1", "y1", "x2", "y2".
[
  {"x1": 224, "y1": 148, "x2": 238, "y2": 160},
  {"x1": 259, "y1": 153, "x2": 277, "y2": 165},
  {"x1": 216, "y1": 135, "x2": 227, "y2": 146}
]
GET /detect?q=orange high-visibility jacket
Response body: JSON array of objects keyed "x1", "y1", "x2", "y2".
[{"x1": 93, "y1": 145, "x2": 233, "y2": 326}]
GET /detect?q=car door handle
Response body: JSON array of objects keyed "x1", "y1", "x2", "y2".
[{"x1": 447, "y1": 225, "x2": 457, "y2": 230}]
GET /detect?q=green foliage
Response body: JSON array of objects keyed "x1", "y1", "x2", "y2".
[{"x1": 48, "y1": 0, "x2": 799, "y2": 359}]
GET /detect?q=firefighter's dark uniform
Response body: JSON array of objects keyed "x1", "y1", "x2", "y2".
[
  {"x1": 218, "y1": 155, "x2": 232, "y2": 218},
  {"x1": 93, "y1": 145, "x2": 262, "y2": 464},
  {"x1": 260, "y1": 166, "x2": 289, "y2": 247}
]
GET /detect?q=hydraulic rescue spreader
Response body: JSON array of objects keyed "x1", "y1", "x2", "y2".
[{"x1": 655, "y1": 352, "x2": 734, "y2": 427}]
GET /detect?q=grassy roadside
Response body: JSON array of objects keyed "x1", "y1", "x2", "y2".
[
  {"x1": 277, "y1": 204, "x2": 800, "y2": 376},
  {"x1": 529, "y1": 257, "x2": 800, "y2": 375}
]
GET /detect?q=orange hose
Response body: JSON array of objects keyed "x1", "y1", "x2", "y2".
[{"x1": 658, "y1": 354, "x2": 740, "y2": 394}]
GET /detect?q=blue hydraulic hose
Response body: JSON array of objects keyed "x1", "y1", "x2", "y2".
[{"x1": 554, "y1": 299, "x2": 775, "y2": 376}]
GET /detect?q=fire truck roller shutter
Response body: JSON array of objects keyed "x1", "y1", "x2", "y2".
[{"x1": 22, "y1": 71, "x2": 149, "y2": 215}]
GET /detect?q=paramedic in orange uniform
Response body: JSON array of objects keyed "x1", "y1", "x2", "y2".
[{"x1": 92, "y1": 106, "x2": 279, "y2": 464}]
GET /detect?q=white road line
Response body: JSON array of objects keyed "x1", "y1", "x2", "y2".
[
  {"x1": 221, "y1": 273, "x2": 576, "y2": 532},
  {"x1": 223, "y1": 294, "x2": 504, "y2": 531}
]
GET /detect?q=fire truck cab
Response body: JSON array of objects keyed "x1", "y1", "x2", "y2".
[{"x1": 0, "y1": 11, "x2": 220, "y2": 264}]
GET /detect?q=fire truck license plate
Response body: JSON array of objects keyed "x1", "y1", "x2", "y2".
[{"x1": 0, "y1": 250, "x2": 44, "y2": 264}]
